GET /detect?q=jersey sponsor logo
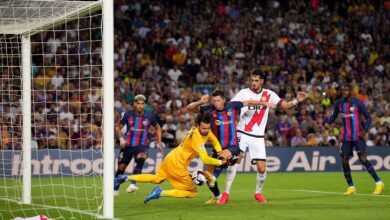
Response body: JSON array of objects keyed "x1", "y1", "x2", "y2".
[
  {"x1": 227, "y1": 111, "x2": 232, "y2": 116},
  {"x1": 341, "y1": 113, "x2": 353, "y2": 118},
  {"x1": 248, "y1": 105, "x2": 267, "y2": 110},
  {"x1": 200, "y1": 144, "x2": 206, "y2": 152},
  {"x1": 349, "y1": 107, "x2": 355, "y2": 112},
  {"x1": 244, "y1": 91, "x2": 271, "y2": 132},
  {"x1": 215, "y1": 120, "x2": 231, "y2": 125},
  {"x1": 142, "y1": 120, "x2": 148, "y2": 125},
  {"x1": 130, "y1": 128, "x2": 145, "y2": 131}
]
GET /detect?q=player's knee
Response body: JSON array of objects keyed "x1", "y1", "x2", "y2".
[
  {"x1": 137, "y1": 152, "x2": 147, "y2": 159},
  {"x1": 237, "y1": 152, "x2": 244, "y2": 164},
  {"x1": 257, "y1": 167, "x2": 266, "y2": 173},
  {"x1": 341, "y1": 159, "x2": 349, "y2": 165},
  {"x1": 151, "y1": 178, "x2": 164, "y2": 184},
  {"x1": 358, "y1": 156, "x2": 367, "y2": 163},
  {"x1": 118, "y1": 163, "x2": 128, "y2": 171},
  {"x1": 188, "y1": 192, "x2": 197, "y2": 198},
  {"x1": 357, "y1": 152, "x2": 368, "y2": 163}
]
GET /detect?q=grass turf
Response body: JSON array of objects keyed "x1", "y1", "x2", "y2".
[{"x1": 0, "y1": 172, "x2": 389, "y2": 220}]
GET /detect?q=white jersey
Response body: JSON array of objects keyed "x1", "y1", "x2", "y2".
[{"x1": 232, "y1": 88, "x2": 281, "y2": 137}]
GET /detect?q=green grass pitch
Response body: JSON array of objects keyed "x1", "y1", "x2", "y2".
[{"x1": 1, "y1": 172, "x2": 389, "y2": 219}]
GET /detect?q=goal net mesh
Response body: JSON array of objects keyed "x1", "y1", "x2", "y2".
[{"x1": 0, "y1": 0, "x2": 104, "y2": 219}]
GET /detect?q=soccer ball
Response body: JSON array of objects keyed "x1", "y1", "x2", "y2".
[{"x1": 191, "y1": 169, "x2": 206, "y2": 186}]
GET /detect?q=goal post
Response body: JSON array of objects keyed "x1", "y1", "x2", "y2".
[
  {"x1": 21, "y1": 34, "x2": 32, "y2": 205},
  {"x1": 102, "y1": 0, "x2": 114, "y2": 218},
  {"x1": 0, "y1": 0, "x2": 114, "y2": 219}
]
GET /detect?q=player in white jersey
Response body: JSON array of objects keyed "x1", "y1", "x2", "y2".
[{"x1": 217, "y1": 69, "x2": 307, "y2": 205}]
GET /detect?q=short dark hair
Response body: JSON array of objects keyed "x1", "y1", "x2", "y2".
[
  {"x1": 250, "y1": 69, "x2": 266, "y2": 79},
  {"x1": 210, "y1": 89, "x2": 225, "y2": 99},
  {"x1": 195, "y1": 112, "x2": 211, "y2": 125},
  {"x1": 342, "y1": 84, "x2": 352, "y2": 90}
]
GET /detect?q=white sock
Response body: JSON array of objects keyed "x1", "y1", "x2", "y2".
[
  {"x1": 224, "y1": 163, "x2": 239, "y2": 194},
  {"x1": 255, "y1": 172, "x2": 266, "y2": 194}
]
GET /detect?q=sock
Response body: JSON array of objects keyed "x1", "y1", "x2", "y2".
[
  {"x1": 161, "y1": 189, "x2": 197, "y2": 198},
  {"x1": 114, "y1": 169, "x2": 125, "y2": 191},
  {"x1": 129, "y1": 174, "x2": 155, "y2": 183},
  {"x1": 224, "y1": 163, "x2": 239, "y2": 194},
  {"x1": 342, "y1": 164, "x2": 354, "y2": 187},
  {"x1": 361, "y1": 159, "x2": 381, "y2": 183},
  {"x1": 131, "y1": 158, "x2": 145, "y2": 185},
  {"x1": 208, "y1": 181, "x2": 220, "y2": 198},
  {"x1": 115, "y1": 169, "x2": 124, "y2": 178},
  {"x1": 255, "y1": 172, "x2": 266, "y2": 194},
  {"x1": 213, "y1": 166, "x2": 224, "y2": 179}
]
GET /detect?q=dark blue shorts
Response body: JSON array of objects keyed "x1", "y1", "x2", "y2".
[
  {"x1": 340, "y1": 139, "x2": 367, "y2": 157},
  {"x1": 212, "y1": 145, "x2": 241, "y2": 159},
  {"x1": 118, "y1": 146, "x2": 148, "y2": 164}
]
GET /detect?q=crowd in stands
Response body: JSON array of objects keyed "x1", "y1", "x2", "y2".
[{"x1": 1, "y1": 0, "x2": 390, "y2": 150}]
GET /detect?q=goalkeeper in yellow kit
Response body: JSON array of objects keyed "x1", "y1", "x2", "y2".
[{"x1": 114, "y1": 112, "x2": 227, "y2": 204}]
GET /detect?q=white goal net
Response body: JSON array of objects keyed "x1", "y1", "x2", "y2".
[{"x1": 0, "y1": 0, "x2": 112, "y2": 219}]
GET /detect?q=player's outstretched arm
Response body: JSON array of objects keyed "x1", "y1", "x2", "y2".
[
  {"x1": 191, "y1": 133, "x2": 225, "y2": 166},
  {"x1": 326, "y1": 100, "x2": 340, "y2": 125},
  {"x1": 186, "y1": 94, "x2": 209, "y2": 112},
  {"x1": 207, "y1": 130, "x2": 222, "y2": 152},
  {"x1": 280, "y1": 91, "x2": 307, "y2": 110},
  {"x1": 199, "y1": 151, "x2": 226, "y2": 166}
]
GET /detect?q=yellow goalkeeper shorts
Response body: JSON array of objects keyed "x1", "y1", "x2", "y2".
[{"x1": 157, "y1": 159, "x2": 196, "y2": 191}]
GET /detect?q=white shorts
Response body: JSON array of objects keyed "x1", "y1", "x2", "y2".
[{"x1": 238, "y1": 132, "x2": 266, "y2": 160}]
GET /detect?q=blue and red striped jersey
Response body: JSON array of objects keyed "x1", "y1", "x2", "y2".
[
  {"x1": 120, "y1": 111, "x2": 159, "y2": 147},
  {"x1": 200, "y1": 101, "x2": 243, "y2": 148},
  {"x1": 327, "y1": 97, "x2": 371, "y2": 141}
]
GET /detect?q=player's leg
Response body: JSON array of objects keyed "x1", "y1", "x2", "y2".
[
  {"x1": 219, "y1": 136, "x2": 246, "y2": 205},
  {"x1": 204, "y1": 163, "x2": 221, "y2": 204},
  {"x1": 242, "y1": 136, "x2": 268, "y2": 203},
  {"x1": 211, "y1": 146, "x2": 240, "y2": 205},
  {"x1": 205, "y1": 147, "x2": 236, "y2": 204},
  {"x1": 115, "y1": 161, "x2": 167, "y2": 188},
  {"x1": 127, "y1": 147, "x2": 147, "y2": 193},
  {"x1": 161, "y1": 189, "x2": 197, "y2": 198},
  {"x1": 355, "y1": 140, "x2": 384, "y2": 194},
  {"x1": 218, "y1": 152, "x2": 241, "y2": 204},
  {"x1": 162, "y1": 173, "x2": 197, "y2": 198},
  {"x1": 114, "y1": 148, "x2": 133, "y2": 195},
  {"x1": 340, "y1": 141, "x2": 355, "y2": 195},
  {"x1": 144, "y1": 165, "x2": 196, "y2": 204},
  {"x1": 254, "y1": 159, "x2": 267, "y2": 204},
  {"x1": 130, "y1": 161, "x2": 167, "y2": 184}
]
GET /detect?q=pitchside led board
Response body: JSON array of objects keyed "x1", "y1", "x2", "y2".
[{"x1": 2, "y1": 147, "x2": 390, "y2": 176}]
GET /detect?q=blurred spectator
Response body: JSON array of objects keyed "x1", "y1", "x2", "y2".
[
  {"x1": 175, "y1": 119, "x2": 187, "y2": 146},
  {"x1": 1, "y1": 0, "x2": 389, "y2": 150},
  {"x1": 162, "y1": 115, "x2": 177, "y2": 148},
  {"x1": 291, "y1": 129, "x2": 307, "y2": 147}
]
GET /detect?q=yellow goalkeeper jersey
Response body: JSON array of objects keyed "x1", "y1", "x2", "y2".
[{"x1": 164, "y1": 126, "x2": 222, "y2": 167}]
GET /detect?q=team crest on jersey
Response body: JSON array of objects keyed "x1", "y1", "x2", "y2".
[
  {"x1": 215, "y1": 120, "x2": 221, "y2": 125},
  {"x1": 227, "y1": 111, "x2": 232, "y2": 116},
  {"x1": 130, "y1": 127, "x2": 134, "y2": 131},
  {"x1": 143, "y1": 120, "x2": 148, "y2": 126}
]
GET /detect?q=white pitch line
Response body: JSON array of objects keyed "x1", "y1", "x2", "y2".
[
  {"x1": 274, "y1": 189, "x2": 390, "y2": 198},
  {"x1": 0, "y1": 197, "x2": 122, "y2": 220}
]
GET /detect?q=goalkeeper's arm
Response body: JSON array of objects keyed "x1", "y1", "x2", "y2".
[{"x1": 198, "y1": 150, "x2": 226, "y2": 166}]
